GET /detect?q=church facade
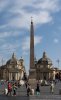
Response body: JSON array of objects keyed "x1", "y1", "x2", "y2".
[
  {"x1": 35, "y1": 52, "x2": 56, "y2": 81},
  {"x1": 0, "y1": 53, "x2": 25, "y2": 81}
]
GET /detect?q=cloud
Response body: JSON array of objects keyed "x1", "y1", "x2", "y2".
[
  {"x1": 22, "y1": 51, "x2": 29, "y2": 56},
  {"x1": 22, "y1": 35, "x2": 42, "y2": 51},
  {"x1": 22, "y1": 0, "x2": 60, "y2": 16},
  {"x1": 34, "y1": 36, "x2": 43, "y2": 45},
  {"x1": 22, "y1": 37, "x2": 30, "y2": 51},
  {"x1": 0, "y1": 32, "x2": 11, "y2": 38},
  {"x1": 0, "y1": 0, "x2": 61, "y2": 30},
  {"x1": 0, "y1": 42, "x2": 20, "y2": 54},
  {"x1": 33, "y1": 0, "x2": 60, "y2": 12},
  {"x1": 0, "y1": 31, "x2": 25, "y2": 39},
  {"x1": 0, "y1": 0, "x2": 9, "y2": 12},
  {"x1": 54, "y1": 38, "x2": 59, "y2": 43},
  {"x1": 7, "y1": 11, "x2": 53, "y2": 29}
]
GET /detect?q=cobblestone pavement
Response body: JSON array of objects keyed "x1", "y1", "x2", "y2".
[
  {"x1": 30, "y1": 95, "x2": 61, "y2": 100},
  {"x1": 0, "y1": 81, "x2": 61, "y2": 100},
  {"x1": 0, "y1": 95, "x2": 61, "y2": 100},
  {"x1": 30, "y1": 81, "x2": 61, "y2": 95},
  {"x1": 0, "y1": 95, "x2": 29, "y2": 100}
]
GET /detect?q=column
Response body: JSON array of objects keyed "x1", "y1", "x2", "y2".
[
  {"x1": 53, "y1": 71, "x2": 55, "y2": 80},
  {"x1": 49, "y1": 73, "x2": 50, "y2": 79},
  {"x1": 11, "y1": 73, "x2": 12, "y2": 80},
  {"x1": 17, "y1": 73, "x2": 18, "y2": 80},
  {"x1": 21, "y1": 71, "x2": 23, "y2": 79},
  {"x1": 9, "y1": 73, "x2": 10, "y2": 80},
  {"x1": 16, "y1": 73, "x2": 17, "y2": 80},
  {"x1": 10, "y1": 73, "x2": 11, "y2": 80}
]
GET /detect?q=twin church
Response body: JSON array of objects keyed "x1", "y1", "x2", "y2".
[{"x1": 0, "y1": 19, "x2": 60, "y2": 81}]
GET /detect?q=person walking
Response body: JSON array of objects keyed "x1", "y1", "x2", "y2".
[
  {"x1": 36, "y1": 82, "x2": 40, "y2": 95},
  {"x1": 7, "y1": 82, "x2": 12, "y2": 96},
  {"x1": 27, "y1": 84, "x2": 31, "y2": 96},
  {"x1": 50, "y1": 81, "x2": 54, "y2": 94},
  {"x1": 13, "y1": 83, "x2": 17, "y2": 96},
  {"x1": 25, "y1": 81, "x2": 28, "y2": 88},
  {"x1": 4, "y1": 88, "x2": 8, "y2": 96}
]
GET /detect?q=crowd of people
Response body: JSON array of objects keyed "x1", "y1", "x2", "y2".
[
  {"x1": 25, "y1": 80, "x2": 55, "y2": 96},
  {"x1": 1, "y1": 72, "x2": 61, "y2": 96},
  {"x1": 1, "y1": 79, "x2": 58, "y2": 96},
  {"x1": 4, "y1": 82, "x2": 17, "y2": 96}
]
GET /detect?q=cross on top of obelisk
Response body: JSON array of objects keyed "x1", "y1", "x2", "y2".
[{"x1": 31, "y1": 16, "x2": 33, "y2": 23}]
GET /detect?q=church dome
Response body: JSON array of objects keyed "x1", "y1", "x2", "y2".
[
  {"x1": 37, "y1": 51, "x2": 52, "y2": 65},
  {"x1": 19, "y1": 57, "x2": 23, "y2": 61},
  {"x1": 6, "y1": 53, "x2": 17, "y2": 65}
]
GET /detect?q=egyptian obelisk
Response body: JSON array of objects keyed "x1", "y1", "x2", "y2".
[{"x1": 29, "y1": 18, "x2": 36, "y2": 83}]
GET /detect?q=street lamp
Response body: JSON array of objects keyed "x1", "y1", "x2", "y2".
[{"x1": 56, "y1": 59, "x2": 60, "y2": 68}]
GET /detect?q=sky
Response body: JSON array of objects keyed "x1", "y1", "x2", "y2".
[{"x1": 0, "y1": 0, "x2": 61, "y2": 74}]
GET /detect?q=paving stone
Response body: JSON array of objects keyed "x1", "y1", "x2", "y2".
[
  {"x1": 0, "y1": 95, "x2": 29, "y2": 100},
  {"x1": 0, "y1": 81, "x2": 61, "y2": 100},
  {"x1": 30, "y1": 95, "x2": 61, "y2": 100}
]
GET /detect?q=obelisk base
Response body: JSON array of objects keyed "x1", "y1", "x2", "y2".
[{"x1": 28, "y1": 69, "x2": 36, "y2": 85}]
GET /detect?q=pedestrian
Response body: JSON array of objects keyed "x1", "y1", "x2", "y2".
[
  {"x1": 27, "y1": 84, "x2": 31, "y2": 96},
  {"x1": 36, "y1": 82, "x2": 40, "y2": 95},
  {"x1": 7, "y1": 82, "x2": 12, "y2": 96},
  {"x1": 25, "y1": 81, "x2": 28, "y2": 88},
  {"x1": 4, "y1": 88, "x2": 8, "y2": 96},
  {"x1": 31, "y1": 89, "x2": 34, "y2": 95},
  {"x1": 50, "y1": 81, "x2": 54, "y2": 94},
  {"x1": 13, "y1": 83, "x2": 17, "y2": 96}
]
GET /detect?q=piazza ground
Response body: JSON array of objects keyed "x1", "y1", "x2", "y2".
[{"x1": 0, "y1": 81, "x2": 61, "y2": 100}]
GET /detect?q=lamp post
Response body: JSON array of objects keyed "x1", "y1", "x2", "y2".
[
  {"x1": 56, "y1": 59, "x2": 60, "y2": 68},
  {"x1": 2, "y1": 58, "x2": 4, "y2": 66}
]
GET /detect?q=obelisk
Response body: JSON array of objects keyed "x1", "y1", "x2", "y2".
[
  {"x1": 29, "y1": 18, "x2": 36, "y2": 83},
  {"x1": 30, "y1": 18, "x2": 34, "y2": 69}
]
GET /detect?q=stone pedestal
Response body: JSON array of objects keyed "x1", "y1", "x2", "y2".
[{"x1": 29, "y1": 68, "x2": 36, "y2": 85}]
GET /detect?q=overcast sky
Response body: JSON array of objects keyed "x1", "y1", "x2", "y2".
[{"x1": 0, "y1": 0, "x2": 61, "y2": 74}]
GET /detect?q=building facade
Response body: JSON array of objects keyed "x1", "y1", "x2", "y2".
[
  {"x1": 0, "y1": 53, "x2": 25, "y2": 81},
  {"x1": 35, "y1": 52, "x2": 56, "y2": 81}
]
